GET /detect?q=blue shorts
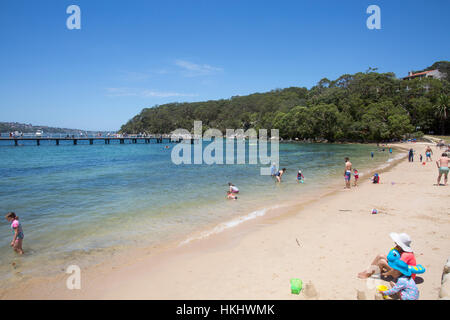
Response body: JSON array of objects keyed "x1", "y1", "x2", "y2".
[{"x1": 345, "y1": 171, "x2": 351, "y2": 181}]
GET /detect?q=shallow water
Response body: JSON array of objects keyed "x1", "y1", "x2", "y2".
[{"x1": 0, "y1": 139, "x2": 394, "y2": 285}]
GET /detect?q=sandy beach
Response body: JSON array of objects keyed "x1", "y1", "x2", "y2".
[{"x1": 1, "y1": 142, "x2": 449, "y2": 300}]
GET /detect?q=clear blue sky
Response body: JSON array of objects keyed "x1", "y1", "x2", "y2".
[{"x1": 1, "y1": 0, "x2": 449, "y2": 131}]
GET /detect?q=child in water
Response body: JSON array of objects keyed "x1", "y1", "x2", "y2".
[
  {"x1": 228, "y1": 182, "x2": 239, "y2": 194},
  {"x1": 5, "y1": 212, "x2": 24, "y2": 255},
  {"x1": 226, "y1": 191, "x2": 237, "y2": 200},
  {"x1": 353, "y1": 169, "x2": 359, "y2": 186},
  {"x1": 297, "y1": 170, "x2": 305, "y2": 183}
]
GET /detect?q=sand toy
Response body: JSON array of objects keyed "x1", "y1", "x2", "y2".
[
  {"x1": 377, "y1": 285, "x2": 389, "y2": 299},
  {"x1": 290, "y1": 278, "x2": 303, "y2": 294}
]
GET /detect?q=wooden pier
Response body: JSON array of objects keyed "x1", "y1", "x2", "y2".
[{"x1": 0, "y1": 135, "x2": 182, "y2": 146}]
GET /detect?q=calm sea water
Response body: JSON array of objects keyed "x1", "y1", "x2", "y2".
[{"x1": 0, "y1": 139, "x2": 395, "y2": 286}]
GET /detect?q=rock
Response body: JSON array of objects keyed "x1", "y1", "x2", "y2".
[
  {"x1": 439, "y1": 279, "x2": 450, "y2": 298},
  {"x1": 442, "y1": 273, "x2": 450, "y2": 284},
  {"x1": 443, "y1": 257, "x2": 450, "y2": 275}
]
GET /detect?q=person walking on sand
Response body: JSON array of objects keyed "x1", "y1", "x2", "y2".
[
  {"x1": 5, "y1": 212, "x2": 24, "y2": 255},
  {"x1": 344, "y1": 157, "x2": 352, "y2": 189},
  {"x1": 357, "y1": 232, "x2": 416, "y2": 280},
  {"x1": 408, "y1": 148, "x2": 414, "y2": 162},
  {"x1": 425, "y1": 146, "x2": 433, "y2": 162},
  {"x1": 436, "y1": 152, "x2": 449, "y2": 186}
]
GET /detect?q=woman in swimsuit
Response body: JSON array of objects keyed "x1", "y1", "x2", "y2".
[{"x1": 275, "y1": 168, "x2": 286, "y2": 183}]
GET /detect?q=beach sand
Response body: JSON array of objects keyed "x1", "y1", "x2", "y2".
[{"x1": 1, "y1": 142, "x2": 449, "y2": 300}]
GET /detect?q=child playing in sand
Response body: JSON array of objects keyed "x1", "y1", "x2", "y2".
[
  {"x1": 378, "y1": 249, "x2": 420, "y2": 300},
  {"x1": 353, "y1": 169, "x2": 359, "y2": 186},
  {"x1": 358, "y1": 232, "x2": 417, "y2": 280},
  {"x1": 371, "y1": 173, "x2": 380, "y2": 184},
  {"x1": 296, "y1": 170, "x2": 304, "y2": 183},
  {"x1": 226, "y1": 191, "x2": 237, "y2": 200},
  {"x1": 5, "y1": 212, "x2": 24, "y2": 255}
]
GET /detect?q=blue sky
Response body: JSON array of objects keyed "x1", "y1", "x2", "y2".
[{"x1": 0, "y1": 0, "x2": 449, "y2": 131}]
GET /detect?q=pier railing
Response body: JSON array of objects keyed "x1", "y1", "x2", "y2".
[{"x1": 0, "y1": 133, "x2": 185, "y2": 146}]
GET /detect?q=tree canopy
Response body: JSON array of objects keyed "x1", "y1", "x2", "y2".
[{"x1": 120, "y1": 61, "x2": 450, "y2": 141}]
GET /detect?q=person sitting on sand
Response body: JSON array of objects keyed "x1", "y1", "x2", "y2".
[
  {"x1": 425, "y1": 146, "x2": 433, "y2": 162},
  {"x1": 436, "y1": 152, "x2": 449, "y2": 186},
  {"x1": 371, "y1": 173, "x2": 380, "y2": 184},
  {"x1": 297, "y1": 170, "x2": 304, "y2": 183},
  {"x1": 353, "y1": 169, "x2": 359, "y2": 187},
  {"x1": 5, "y1": 212, "x2": 24, "y2": 255},
  {"x1": 228, "y1": 182, "x2": 239, "y2": 194},
  {"x1": 358, "y1": 232, "x2": 416, "y2": 280},
  {"x1": 344, "y1": 157, "x2": 352, "y2": 189},
  {"x1": 377, "y1": 249, "x2": 420, "y2": 300},
  {"x1": 275, "y1": 168, "x2": 286, "y2": 183},
  {"x1": 226, "y1": 191, "x2": 237, "y2": 200}
]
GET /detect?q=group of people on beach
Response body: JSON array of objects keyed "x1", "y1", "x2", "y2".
[
  {"x1": 408, "y1": 145, "x2": 449, "y2": 186},
  {"x1": 344, "y1": 157, "x2": 361, "y2": 188}
]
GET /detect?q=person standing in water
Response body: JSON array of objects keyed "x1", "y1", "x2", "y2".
[
  {"x1": 275, "y1": 168, "x2": 286, "y2": 183},
  {"x1": 436, "y1": 153, "x2": 449, "y2": 186},
  {"x1": 425, "y1": 146, "x2": 433, "y2": 161},
  {"x1": 5, "y1": 212, "x2": 24, "y2": 255},
  {"x1": 297, "y1": 170, "x2": 305, "y2": 183},
  {"x1": 270, "y1": 163, "x2": 277, "y2": 176},
  {"x1": 344, "y1": 157, "x2": 352, "y2": 189}
]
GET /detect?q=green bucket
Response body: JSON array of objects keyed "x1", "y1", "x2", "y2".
[{"x1": 290, "y1": 278, "x2": 303, "y2": 294}]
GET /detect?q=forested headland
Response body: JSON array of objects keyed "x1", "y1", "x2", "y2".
[{"x1": 120, "y1": 61, "x2": 450, "y2": 142}]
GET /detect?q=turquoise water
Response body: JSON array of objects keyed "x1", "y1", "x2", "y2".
[{"x1": 0, "y1": 140, "x2": 395, "y2": 285}]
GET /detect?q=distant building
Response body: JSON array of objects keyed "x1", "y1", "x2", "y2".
[{"x1": 402, "y1": 69, "x2": 444, "y2": 80}]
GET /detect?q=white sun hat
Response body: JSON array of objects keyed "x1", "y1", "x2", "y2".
[{"x1": 389, "y1": 232, "x2": 413, "y2": 252}]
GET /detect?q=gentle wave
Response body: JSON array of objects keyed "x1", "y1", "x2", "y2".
[{"x1": 179, "y1": 205, "x2": 282, "y2": 246}]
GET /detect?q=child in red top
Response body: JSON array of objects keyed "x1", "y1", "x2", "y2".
[{"x1": 353, "y1": 169, "x2": 359, "y2": 186}]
